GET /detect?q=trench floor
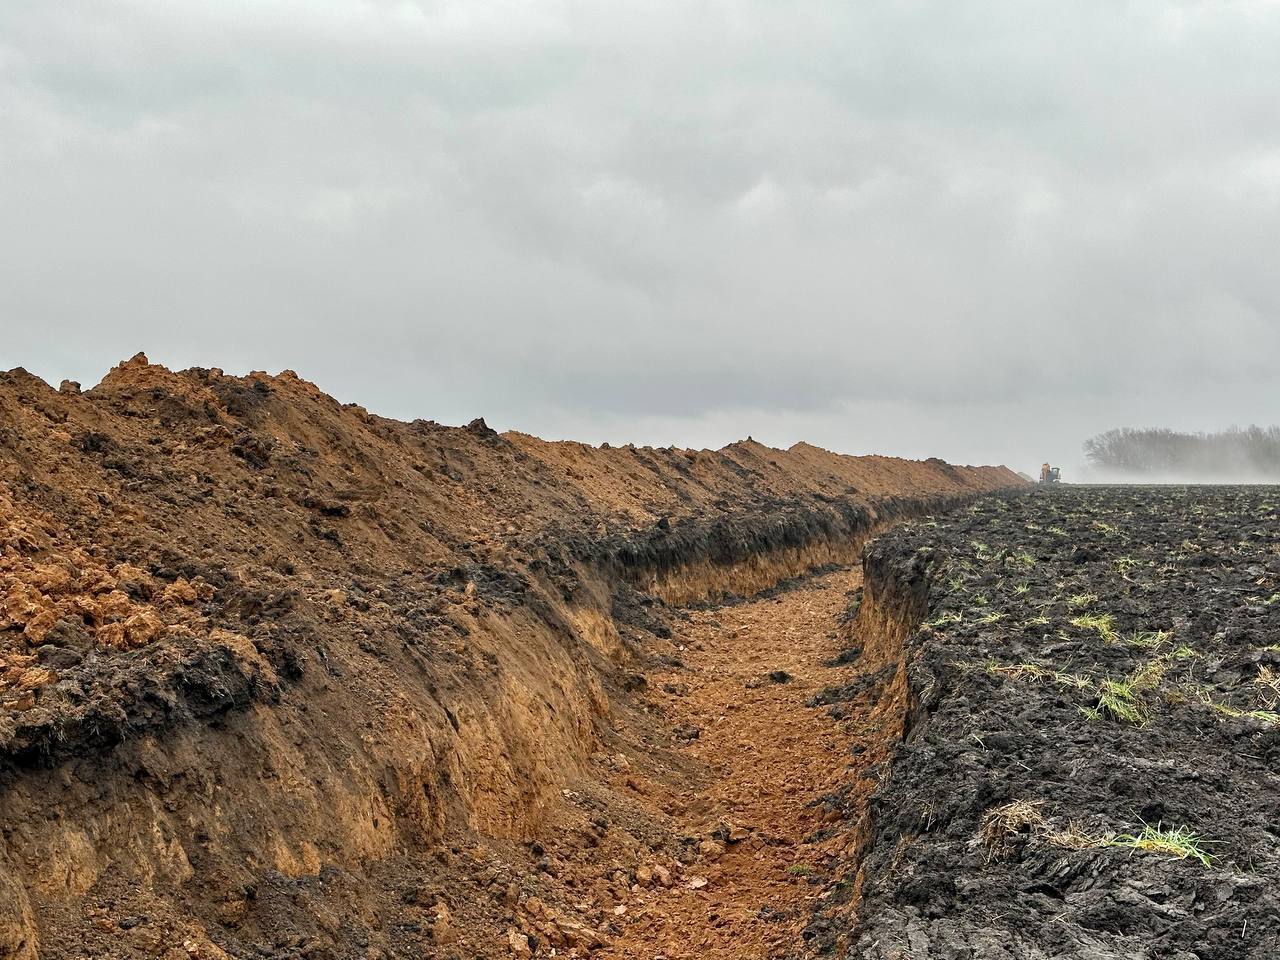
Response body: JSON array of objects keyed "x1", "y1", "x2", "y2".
[{"x1": 598, "y1": 566, "x2": 884, "y2": 960}]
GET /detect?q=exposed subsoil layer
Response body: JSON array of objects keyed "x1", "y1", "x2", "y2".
[
  {"x1": 0, "y1": 355, "x2": 1022, "y2": 959},
  {"x1": 817, "y1": 486, "x2": 1280, "y2": 960},
  {"x1": 591, "y1": 566, "x2": 889, "y2": 960}
]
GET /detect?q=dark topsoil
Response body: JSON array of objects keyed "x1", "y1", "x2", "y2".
[{"x1": 816, "y1": 486, "x2": 1280, "y2": 960}]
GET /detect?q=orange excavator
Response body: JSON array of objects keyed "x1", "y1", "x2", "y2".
[{"x1": 1039, "y1": 463, "x2": 1061, "y2": 483}]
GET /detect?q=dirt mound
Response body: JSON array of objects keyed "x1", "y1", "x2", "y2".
[
  {"x1": 0, "y1": 355, "x2": 1021, "y2": 958},
  {"x1": 816, "y1": 487, "x2": 1280, "y2": 959}
]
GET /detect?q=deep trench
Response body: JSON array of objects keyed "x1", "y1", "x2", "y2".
[
  {"x1": 595, "y1": 492, "x2": 998, "y2": 958},
  {"x1": 0, "y1": 488, "x2": 1009, "y2": 960}
]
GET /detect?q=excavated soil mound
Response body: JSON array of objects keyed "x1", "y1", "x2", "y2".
[
  {"x1": 0, "y1": 355, "x2": 1021, "y2": 959},
  {"x1": 816, "y1": 486, "x2": 1280, "y2": 959}
]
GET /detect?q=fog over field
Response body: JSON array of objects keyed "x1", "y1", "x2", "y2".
[
  {"x1": 3, "y1": 1, "x2": 1278, "y2": 476},
  {"x1": 1080, "y1": 426, "x2": 1280, "y2": 484}
]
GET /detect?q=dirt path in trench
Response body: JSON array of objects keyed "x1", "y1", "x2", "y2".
[{"x1": 599, "y1": 566, "x2": 884, "y2": 960}]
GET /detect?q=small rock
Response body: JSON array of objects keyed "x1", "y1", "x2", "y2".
[{"x1": 507, "y1": 929, "x2": 532, "y2": 956}]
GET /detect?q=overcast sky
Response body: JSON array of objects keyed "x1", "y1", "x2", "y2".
[{"x1": 3, "y1": 1, "x2": 1278, "y2": 476}]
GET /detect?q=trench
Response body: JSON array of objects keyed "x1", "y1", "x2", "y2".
[
  {"x1": 552, "y1": 503, "x2": 947, "y2": 959},
  {"x1": 0, "y1": 492, "x2": 972, "y2": 959}
]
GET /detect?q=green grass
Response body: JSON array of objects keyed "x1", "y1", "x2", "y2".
[
  {"x1": 981, "y1": 805, "x2": 1216, "y2": 867},
  {"x1": 1127, "y1": 657, "x2": 1171, "y2": 692},
  {"x1": 988, "y1": 662, "x2": 1092, "y2": 690},
  {"x1": 1123, "y1": 630, "x2": 1169, "y2": 649},
  {"x1": 1107, "y1": 823, "x2": 1215, "y2": 867},
  {"x1": 1067, "y1": 593, "x2": 1100, "y2": 609},
  {"x1": 1090, "y1": 678, "x2": 1147, "y2": 725},
  {"x1": 926, "y1": 611, "x2": 963, "y2": 628},
  {"x1": 1197, "y1": 694, "x2": 1280, "y2": 725},
  {"x1": 1070, "y1": 613, "x2": 1118, "y2": 642}
]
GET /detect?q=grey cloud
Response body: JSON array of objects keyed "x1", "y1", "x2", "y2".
[{"x1": 2, "y1": 1, "x2": 1279, "y2": 475}]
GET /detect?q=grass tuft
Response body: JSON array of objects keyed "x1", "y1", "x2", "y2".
[
  {"x1": 987, "y1": 662, "x2": 1092, "y2": 690},
  {"x1": 981, "y1": 800, "x2": 1045, "y2": 860},
  {"x1": 1093, "y1": 678, "x2": 1147, "y2": 725},
  {"x1": 1107, "y1": 823, "x2": 1215, "y2": 867},
  {"x1": 1196, "y1": 692, "x2": 1280, "y2": 725},
  {"x1": 1255, "y1": 666, "x2": 1280, "y2": 709},
  {"x1": 1124, "y1": 630, "x2": 1169, "y2": 649},
  {"x1": 1070, "y1": 613, "x2": 1118, "y2": 642}
]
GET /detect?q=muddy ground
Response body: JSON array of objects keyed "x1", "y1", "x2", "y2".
[{"x1": 818, "y1": 486, "x2": 1280, "y2": 960}]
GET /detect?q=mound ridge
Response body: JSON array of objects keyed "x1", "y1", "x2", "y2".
[{"x1": 0, "y1": 354, "x2": 1022, "y2": 958}]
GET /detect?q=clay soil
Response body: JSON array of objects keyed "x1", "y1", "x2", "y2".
[
  {"x1": 820, "y1": 486, "x2": 1280, "y2": 959},
  {"x1": 588, "y1": 566, "x2": 890, "y2": 960},
  {"x1": 0, "y1": 355, "x2": 1020, "y2": 959}
]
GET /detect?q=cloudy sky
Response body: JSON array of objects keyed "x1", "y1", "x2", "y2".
[{"x1": 3, "y1": 1, "x2": 1278, "y2": 475}]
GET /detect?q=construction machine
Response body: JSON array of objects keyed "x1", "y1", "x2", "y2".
[{"x1": 1039, "y1": 463, "x2": 1061, "y2": 484}]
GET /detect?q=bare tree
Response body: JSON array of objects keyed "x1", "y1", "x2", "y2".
[{"x1": 1083, "y1": 426, "x2": 1280, "y2": 479}]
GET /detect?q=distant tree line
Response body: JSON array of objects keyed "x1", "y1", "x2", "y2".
[{"x1": 1083, "y1": 426, "x2": 1280, "y2": 478}]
